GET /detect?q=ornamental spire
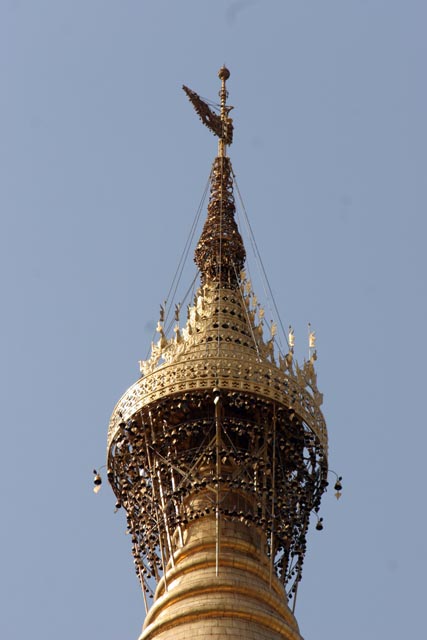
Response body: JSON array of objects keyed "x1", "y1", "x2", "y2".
[
  {"x1": 184, "y1": 67, "x2": 245, "y2": 287},
  {"x1": 217, "y1": 64, "x2": 232, "y2": 157}
]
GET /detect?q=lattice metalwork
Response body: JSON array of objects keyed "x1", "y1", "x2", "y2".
[{"x1": 108, "y1": 388, "x2": 327, "y2": 601}]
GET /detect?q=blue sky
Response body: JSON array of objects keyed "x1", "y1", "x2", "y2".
[{"x1": 1, "y1": 1, "x2": 426, "y2": 638}]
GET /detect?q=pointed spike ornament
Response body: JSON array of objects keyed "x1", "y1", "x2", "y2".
[
  {"x1": 217, "y1": 65, "x2": 233, "y2": 157},
  {"x1": 288, "y1": 326, "x2": 295, "y2": 349},
  {"x1": 270, "y1": 321, "x2": 277, "y2": 338},
  {"x1": 308, "y1": 323, "x2": 316, "y2": 349}
]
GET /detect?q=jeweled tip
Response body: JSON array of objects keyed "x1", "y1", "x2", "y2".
[{"x1": 218, "y1": 65, "x2": 230, "y2": 81}]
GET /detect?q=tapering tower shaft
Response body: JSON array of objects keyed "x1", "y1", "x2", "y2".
[{"x1": 140, "y1": 513, "x2": 302, "y2": 640}]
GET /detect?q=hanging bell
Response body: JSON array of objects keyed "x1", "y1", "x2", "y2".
[
  {"x1": 315, "y1": 517, "x2": 323, "y2": 531},
  {"x1": 334, "y1": 476, "x2": 343, "y2": 499},
  {"x1": 334, "y1": 476, "x2": 343, "y2": 492},
  {"x1": 93, "y1": 470, "x2": 102, "y2": 494}
]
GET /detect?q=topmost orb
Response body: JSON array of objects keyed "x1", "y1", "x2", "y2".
[{"x1": 218, "y1": 65, "x2": 230, "y2": 81}]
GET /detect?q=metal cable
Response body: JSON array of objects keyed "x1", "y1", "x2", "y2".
[{"x1": 232, "y1": 170, "x2": 290, "y2": 353}]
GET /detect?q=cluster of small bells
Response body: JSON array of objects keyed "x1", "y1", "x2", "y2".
[{"x1": 94, "y1": 390, "x2": 342, "y2": 601}]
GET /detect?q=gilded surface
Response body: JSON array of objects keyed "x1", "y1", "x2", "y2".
[
  {"x1": 107, "y1": 67, "x2": 329, "y2": 621},
  {"x1": 108, "y1": 281, "x2": 326, "y2": 451},
  {"x1": 140, "y1": 517, "x2": 303, "y2": 640}
]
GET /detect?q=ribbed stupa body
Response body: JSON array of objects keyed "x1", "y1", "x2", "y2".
[
  {"x1": 140, "y1": 516, "x2": 302, "y2": 640},
  {"x1": 107, "y1": 68, "x2": 328, "y2": 639}
]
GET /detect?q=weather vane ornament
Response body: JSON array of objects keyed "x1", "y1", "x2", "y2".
[
  {"x1": 183, "y1": 65, "x2": 234, "y2": 154},
  {"x1": 105, "y1": 66, "x2": 338, "y2": 640}
]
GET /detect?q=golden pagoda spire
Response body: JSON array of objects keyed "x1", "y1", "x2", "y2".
[{"x1": 106, "y1": 67, "x2": 330, "y2": 640}]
